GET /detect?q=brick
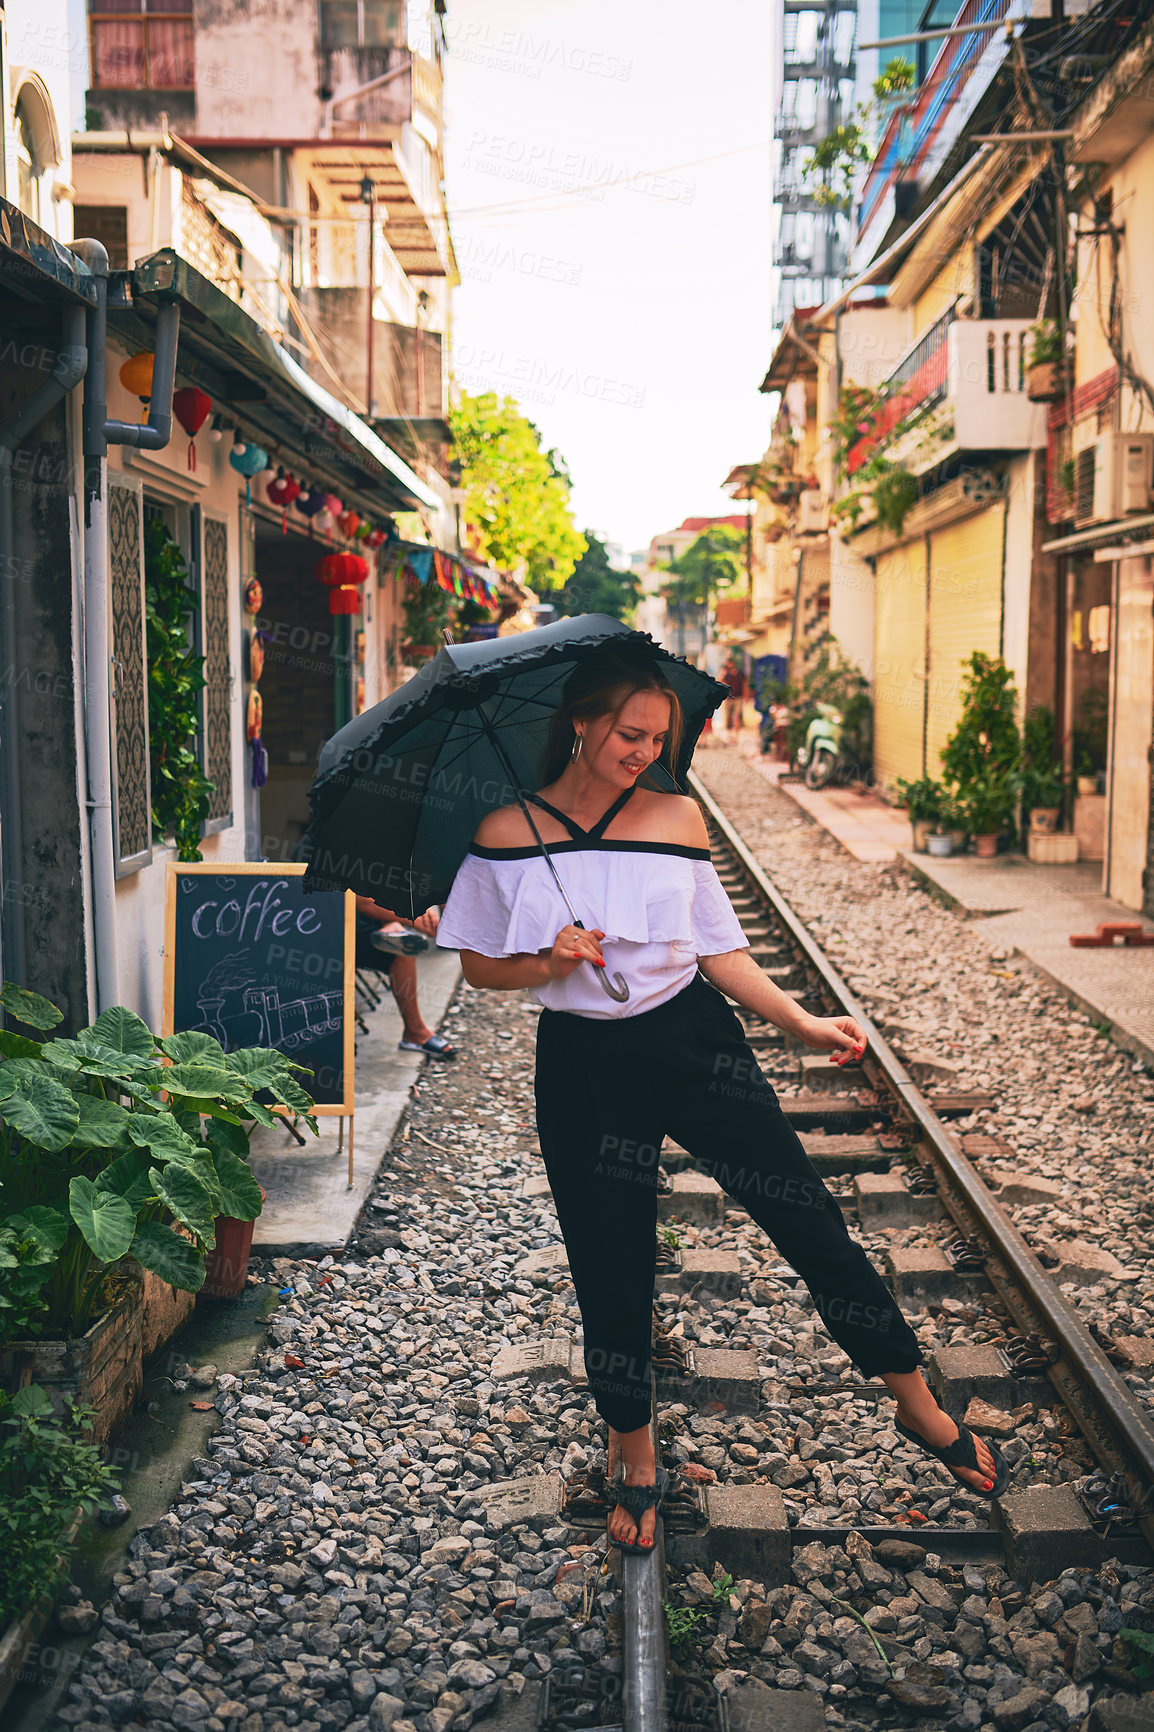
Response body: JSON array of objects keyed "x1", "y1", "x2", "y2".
[
  {"x1": 668, "y1": 1483, "x2": 790, "y2": 1584},
  {"x1": 989, "y1": 1170, "x2": 1064, "y2": 1207},
  {"x1": 724, "y1": 1680, "x2": 825, "y2": 1732},
  {"x1": 491, "y1": 1340, "x2": 580, "y2": 1383},
  {"x1": 797, "y1": 1055, "x2": 867, "y2": 1094},
  {"x1": 994, "y1": 1483, "x2": 1105, "y2": 1581},
  {"x1": 928, "y1": 1343, "x2": 1050, "y2": 1418},
  {"x1": 655, "y1": 1248, "x2": 742, "y2": 1299},
  {"x1": 658, "y1": 1348, "x2": 762, "y2": 1414},
  {"x1": 884, "y1": 1245, "x2": 956, "y2": 1300},
  {"x1": 1049, "y1": 1238, "x2": 1135, "y2": 1286},
  {"x1": 473, "y1": 1475, "x2": 565, "y2": 1533},
  {"x1": 853, "y1": 1171, "x2": 944, "y2": 1226},
  {"x1": 658, "y1": 1171, "x2": 724, "y2": 1225}
]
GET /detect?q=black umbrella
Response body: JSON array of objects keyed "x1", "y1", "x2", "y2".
[{"x1": 301, "y1": 614, "x2": 727, "y2": 1001}]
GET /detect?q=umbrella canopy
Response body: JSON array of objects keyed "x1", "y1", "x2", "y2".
[{"x1": 301, "y1": 614, "x2": 727, "y2": 917}]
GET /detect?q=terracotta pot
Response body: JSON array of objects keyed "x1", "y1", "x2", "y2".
[
  {"x1": 974, "y1": 833, "x2": 999, "y2": 858},
  {"x1": 202, "y1": 1187, "x2": 267, "y2": 1300},
  {"x1": 1030, "y1": 806, "x2": 1061, "y2": 834}
]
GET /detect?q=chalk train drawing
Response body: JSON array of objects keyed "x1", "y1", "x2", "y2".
[{"x1": 191, "y1": 953, "x2": 343, "y2": 1054}]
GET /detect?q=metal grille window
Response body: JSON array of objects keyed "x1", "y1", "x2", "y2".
[
  {"x1": 108, "y1": 475, "x2": 152, "y2": 873},
  {"x1": 198, "y1": 511, "x2": 233, "y2": 832},
  {"x1": 89, "y1": 0, "x2": 194, "y2": 90},
  {"x1": 318, "y1": 0, "x2": 405, "y2": 47}
]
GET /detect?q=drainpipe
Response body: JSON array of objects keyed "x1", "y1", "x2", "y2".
[
  {"x1": 0, "y1": 308, "x2": 88, "y2": 988},
  {"x1": 70, "y1": 237, "x2": 180, "y2": 1013}
]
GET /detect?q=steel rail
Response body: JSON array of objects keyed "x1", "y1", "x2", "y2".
[
  {"x1": 619, "y1": 1386, "x2": 667, "y2": 1732},
  {"x1": 691, "y1": 768, "x2": 1154, "y2": 1547}
]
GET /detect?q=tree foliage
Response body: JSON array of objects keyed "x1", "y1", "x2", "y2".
[
  {"x1": 144, "y1": 521, "x2": 214, "y2": 861},
  {"x1": 449, "y1": 391, "x2": 586, "y2": 591},
  {"x1": 661, "y1": 525, "x2": 745, "y2": 609},
  {"x1": 554, "y1": 532, "x2": 640, "y2": 622}
]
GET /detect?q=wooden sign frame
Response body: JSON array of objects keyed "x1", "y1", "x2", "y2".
[{"x1": 163, "y1": 863, "x2": 356, "y2": 1132}]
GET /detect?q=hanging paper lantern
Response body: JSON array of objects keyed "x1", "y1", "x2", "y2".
[
  {"x1": 266, "y1": 467, "x2": 301, "y2": 507},
  {"x1": 353, "y1": 520, "x2": 371, "y2": 540},
  {"x1": 295, "y1": 490, "x2": 327, "y2": 519},
  {"x1": 119, "y1": 351, "x2": 154, "y2": 404},
  {"x1": 336, "y1": 509, "x2": 361, "y2": 539},
  {"x1": 172, "y1": 386, "x2": 212, "y2": 470},
  {"x1": 328, "y1": 586, "x2": 361, "y2": 616},
  {"x1": 366, "y1": 527, "x2": 387, "y2": 550},
  {"x1": 315, "y1": 551, "x2": 369, "y2": 615},
  {"x1": 322, "y1": 493, "x2": 343, "y2": 516},
  {"x1": 229, "y1": 442, "x2": 269, "y2": 504}
]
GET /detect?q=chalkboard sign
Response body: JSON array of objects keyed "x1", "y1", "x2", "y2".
[{"x1": 163, "y1": 864, "x2": 354, "y2": 1114}]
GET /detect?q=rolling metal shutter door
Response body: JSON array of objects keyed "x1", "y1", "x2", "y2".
[
  {"x1": 926, "y1": 505, "x2": 1005, "y2": 774},
  {"x1": 872, "y1": 542, "x2": 927, "y2": 788}
]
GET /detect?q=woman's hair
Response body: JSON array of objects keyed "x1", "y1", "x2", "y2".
[{"x1": 540, "y1": 653, "x2": 684, "y2": 785}]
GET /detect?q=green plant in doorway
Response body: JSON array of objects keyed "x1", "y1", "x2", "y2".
[
  {"x1": 939, "y1": 652, "x2": 1021, "y2": 784},
  {"x1": 144, "y1": 520, "x2": 215, "y2": 860},
  {"x1": 895, "y1": 777, "x2": 944, "y2": 824}
]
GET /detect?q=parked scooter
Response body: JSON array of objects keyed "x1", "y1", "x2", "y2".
[{"x1": 794, "y1": 703, "x2": 844, "y2": 789}]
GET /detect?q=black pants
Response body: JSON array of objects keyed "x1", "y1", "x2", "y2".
[{"x1": 534, "y1": 972, "x2": 922, "y2": 1432}]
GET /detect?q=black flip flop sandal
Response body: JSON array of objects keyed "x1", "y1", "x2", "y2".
[
  {"x1": 895, "y1": 1417, "x2": 1010, "y2": 1498},
  {"x1": 611, "y1": 1466, "x2": 669, "y2": 1554}
]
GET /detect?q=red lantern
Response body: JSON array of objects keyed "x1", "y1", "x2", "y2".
[
  {"x1": 337, "y1": 509, "x2": 361, "y2": 539},
  {"x1": 172, "y1": 386, "x2": 213, "y2": 470},
  {"x1": 267, "y1": 467, "x2": 302, "y2": 532},
  {"x1": 315, "y1": 552, "x2": 369, "y2": 614},
  {"x1": 366, "y1": 527, "x2": 387, "y2": 549}
]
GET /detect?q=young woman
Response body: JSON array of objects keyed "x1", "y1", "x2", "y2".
[{"x1": 437, "y1": 654, "x2": 1007, "y2": 1553}]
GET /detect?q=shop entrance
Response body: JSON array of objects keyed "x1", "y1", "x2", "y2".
[{"x1": 251, "y1": 519, "x2": 358, "y2": 863}]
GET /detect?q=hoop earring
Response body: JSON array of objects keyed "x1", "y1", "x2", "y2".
[{"x1": 571, "y1": 733, "x2": 583, "y2": 763}]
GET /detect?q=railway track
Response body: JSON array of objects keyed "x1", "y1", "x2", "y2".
[{"x1": 581, "y1": 771, "x2": 1154, "y2": 1732}]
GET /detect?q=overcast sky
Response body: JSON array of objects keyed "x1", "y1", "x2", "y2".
[{"x1": 442, "y1": 0, "x2": 773, "y2": 558}]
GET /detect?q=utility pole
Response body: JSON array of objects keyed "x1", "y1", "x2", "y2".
[{"x1": 360, "y1": 175, "x2": 376, "y2": 418}]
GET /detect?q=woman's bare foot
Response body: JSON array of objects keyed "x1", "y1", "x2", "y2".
[
  {"x1": 893, "y1": 1400, "x2": 998, "y2": 1493},
  {"x1": 607, "y1": 1424, "x2": 658, "y2": 1550}
]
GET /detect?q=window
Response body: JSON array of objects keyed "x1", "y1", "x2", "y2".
[
  {"x1": 318, "y1": 0, "x2": 405, "y2": 49},
  {"x1": 15, "y1": 101, "x2": 41, "y2": 224},
  {"x1": 89, "y1": 0, "x2": 194, "y2": 90}
]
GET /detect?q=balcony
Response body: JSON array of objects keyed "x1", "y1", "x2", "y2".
[
  {"x1": 847, "y1": 313, "x2": 1048, "y2": 478},
  {"x1": 855, "y1": 0, "x2": 1017, "y2": 260}
]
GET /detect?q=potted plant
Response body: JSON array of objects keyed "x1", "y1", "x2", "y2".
[
  {"x1": 958, "y1": 768, "x2": 1021, "y2": 858},
  {"x1": 0, "y1": 983, "x2": 317, "y2": 1446},
  {"x1": 939, "y1": 786, "x2": 969, "y2": 854},
  {"x1": 1026, "y1": 320, "x2": 1066, "y2": 401},
  {"x1": 896, "y1": 776, "x2": 943, "y2": 851},
  {"x1": 1022, "y1": 763, "x2": 1066, "y2": 833}
]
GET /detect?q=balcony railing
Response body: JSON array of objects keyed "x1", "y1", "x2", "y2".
[
  {"x1": 847, "y1": 315, "x2": 1046, "y2": 477},
  {"x1": 857, "y1": 0, "x2": 1015, "y2": 239}
]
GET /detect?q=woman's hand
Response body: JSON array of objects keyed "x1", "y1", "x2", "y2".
[
  {"x1": 545, "y1": 924, "x2": 606, "y2": 980},
  {"x1": 799, "y1": 1013, "x2": 867, "y2": 1067},
  {"x1": 412, "y1": 908, "x2": 440, "y2": 938}
]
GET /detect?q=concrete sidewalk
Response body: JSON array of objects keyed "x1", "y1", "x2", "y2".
[{"x1": 731, "y1": 733, "x2": 1154, "y2": 1069}]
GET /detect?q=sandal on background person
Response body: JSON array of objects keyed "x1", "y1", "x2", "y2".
[
  {"x1": 371, "y1": 923, "x2": 429, "y2": 956},
  {"x1": 398, "y1": 1032, "x2": 456, "y2": 1059}
]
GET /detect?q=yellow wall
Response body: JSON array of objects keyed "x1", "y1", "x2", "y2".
[
  {"x1": 873, "y1": 542, "x2": 927, "y2": 788},
  {"x1": 1107, "y1": 556, "x2": 1153, "y2": 910},
  {"x1": 926, "y1": 506, "x2": 1006, "y2": 773},
  {"x1": 913, "y1": 250, "x2": 974, "y2": 340}
]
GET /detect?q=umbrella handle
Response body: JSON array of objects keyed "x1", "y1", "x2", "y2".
[{"x1": 573, "y1": 919, "x2": 630, "y2": 1003}]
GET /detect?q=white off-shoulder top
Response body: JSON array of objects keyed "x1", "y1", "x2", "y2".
[{"x1": 437, "y1": 793, "x2": 747, "y2": 1020}]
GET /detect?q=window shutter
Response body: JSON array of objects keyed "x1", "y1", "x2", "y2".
[
  {"x1": 108, "y1": 472, "x2": 153, "y2": 874},
  {"x1": 192, "y1": 504, "x2": 233, "y2": 833}
]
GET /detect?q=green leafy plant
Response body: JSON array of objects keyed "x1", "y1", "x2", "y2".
[
  {"x1": 144, "y1": 521, "x2": 215, "y2": 861},
  {"x1": 0, "y1": 1384, "x2": 121, "y2": 1627},
  {"x1": 870, "y1": 463, "x2": 919, "y2": 535},
  {"x1": 957, "y1": 767, "x2": 1021, "y2": 836},
  {"x1": 664, "y1": 1602, "x2": 704, "y2": 1649},
  {"x1": 657, "y1": 1224, "x2": 681, "y2": 1252},
  {"x1": 711, "y1": 1571, "x2": 735, "y2": 1604},
  {"x1": 402, "y1": 568, "x2": 457, "y2": 651},
  {"x1": 1119, "y1": 1627, "x2": 1154, "y2": 1682},
  {"x1": 785, "y1": 633, "x2": 872, "y2": 774},
  {"x1": 1026, "y1": 320, "x2": 1064, "y2": 368},
  {"x1": 939, "y1": 652, "x2": 1021, "y2": 788},
  {"x1": 0, "y1": 982, "x2": 317, "y2": 1339},
  {"x1": 896, "y1": 777, "x2": 944, "y2": 823},
  {"x1": 804, "y1": 58, "x2": 913, "y2": 207}
]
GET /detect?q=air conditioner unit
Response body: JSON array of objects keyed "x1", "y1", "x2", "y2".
[
  {"x1": 1074, "y1": 433, "x2": 1154, "y2": 526},
  {"x1": 798, "y1": 489, "x2": 827, "y2": 533}
]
